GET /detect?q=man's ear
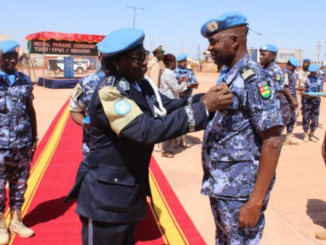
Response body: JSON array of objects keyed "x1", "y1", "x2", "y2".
[{"x1": 231, "y1": 34, "x2": 240, "y2": 49}]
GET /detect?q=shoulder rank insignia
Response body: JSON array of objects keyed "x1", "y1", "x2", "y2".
[
  {"x1": 119, "y1": 78, "x2": 130, "y2": 91},
  {"x1": 257, "y1": 80, "x2": 271, "y2": 99},
  {"x1": 276, "y1": 74, "x2": 281, "y2": 81},
  {"x1": 284, "y1": 73, "x2": 289, "y2": 86},
  {"x1": 100, "y1": 76, "x2": 116, "y2": 88},
  {"x1": 240, "y1": 66, "x2": 255, "y2": 81}
]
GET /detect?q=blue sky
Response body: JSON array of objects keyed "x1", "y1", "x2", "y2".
[{"x1": 1, "y1": 0, "x2": 325, "y2": 62}]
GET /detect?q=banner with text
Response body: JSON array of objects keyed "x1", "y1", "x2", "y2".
[{"x1": 27, "y1": 40, "x2": 99, "y2": 56}]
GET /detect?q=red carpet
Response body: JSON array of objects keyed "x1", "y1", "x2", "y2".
[{"x1": 8, "y1": 101, "x2": 206, "y2": 245}]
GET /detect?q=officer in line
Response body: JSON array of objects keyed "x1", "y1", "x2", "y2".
[
  {"x1": 145, "y1": 45, "x2": 164, "y2": 88},
  {"x1": 0, "y1": 40, "x2": 38, "y2": 243},
  {"x1": 301, "y1": 64, "x2": 324, "y2": 143},
  {"x1": 200, "y1": 12, "x2": 283, "y2": 244},
  {"x1": 65, "y1": 28, "x2": 233, "y2": 245},
  {"x1": 297, "y1": 58, "x2": 311, "y2": 118},
  {"x1": 70, "y1": 55, "x2": 107, "y2": 158},
  {"x1": 174, "y1": 53, "x2": 199, "y2": 148},
  {"x1": 319, "y1": 63, "x2": 325, "y2": 90},
  {"x1": 259, "y1": 44, "x2": 284, "y2": 100},
  {"x1": 282, "y1": 57, "x2": 300, "y2": 145}
]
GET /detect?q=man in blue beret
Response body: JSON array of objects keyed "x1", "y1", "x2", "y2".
[
  {"x1": 200, "y1": 12, "x2": 283, "y2": 244},
  {"x1": 66, "y1": 28, "x2": 233, "y2": 245},
  {"x1": 318, "y1": 63, "x2": 325, "y2": 89},
  {"x1": 282, "y1": 57, "x2": 300, "y2": 145},
  {"x1": 0, "y1": 40, "x2": 37, "y2": 242},
  {"x1": 69, "y1": 54, "x2": 107, "y2": 158},
  {"x1": 174, "y1": 53, "x2": 199, "y2": 148},
  {"x1": 300, "y1": 64, "x2": 324, "y2": 142},
  {"x1": 260, "y1": 44, "x2": 284, "y2": 100}
]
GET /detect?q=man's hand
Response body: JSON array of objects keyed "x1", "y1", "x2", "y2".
[
  {"x1": 239, "y1": 201, "x2": 261, "y2": 227},
  {"x1": 178, "y1": 77, "x2": 186, "y2": 84},
  {"x1": 292, "y1": 100, "x2": 298, "y2": 108},
  {"x1": 31, "y1": 138, "x2": 38, "y2": 162},
  {"x1": 192, "y1": 83, "x2": 199, "y2": 89},
  {"x1": 202, "y1": 85, "x2": 232, "y2": 112}
]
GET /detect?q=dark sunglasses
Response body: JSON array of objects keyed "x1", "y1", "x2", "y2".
[{"x1": 124, "y1": 50, "x2": 150, "y2": 64}]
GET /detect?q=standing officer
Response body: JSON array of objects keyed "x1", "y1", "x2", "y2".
[
  {"x1": 259, "y1": 44, "x2": 284, "y2": 100},
  {"x1": 297, "y1": 58, "x2": 311, "y2": 118},
  {"x1": 301, "y1": 64, "x2": 324, "y2": 143},
  {"x1": 70, "y1": 55, "x2": 107, "y2": 158},
  {"x1": 145, "y1": 45, "x2": 164, "y2": 87},
  {"x1": 65, "y1": 28, "x2": 233, "y2": 245},
  {"x1": 282, "y1": 57, "x2": 300, "y2": 145},
  {"x1": 0, "y1": 40, "x2": 37, "y2": 243},
  {"x1": 200, "y1": 12, "x2": 283, "y2": 244},
  {"x1": 174, "y1": 53, "x2": 199, "y2": 148},
  {"x1": 319, "y1": 63, "x2": 325, "y2": 91}
]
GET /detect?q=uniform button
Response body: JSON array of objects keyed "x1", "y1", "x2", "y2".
[{"x1": 114, "y1": 178, "x2": 118, "y2": 183}]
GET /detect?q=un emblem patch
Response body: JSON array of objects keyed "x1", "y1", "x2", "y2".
[{"x1": 114, "y1": 100, "x2": 131, "y2": 116}]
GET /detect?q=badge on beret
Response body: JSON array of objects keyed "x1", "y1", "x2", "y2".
[
  {"x1": 262, "y1": 46, "x2": 268, "y2": 50},
  {"x1": 284, "y1": 73, "x2": 289, "y2": 86},
  {"x1": 114, "y1": 99, "x2": 131, "y2": 116},
  {"x1": 240, "y1": 67, "x2": 255, "y2": 81},
  {"x1": 276, "y1": 74, "x2": 281, "y2": 81},
  {"x1": 257, "y1": 81, "x2": 271, "y2": 99},
  {"x1": 206, "y1": 21, "x2": 218, "y2": 32}
]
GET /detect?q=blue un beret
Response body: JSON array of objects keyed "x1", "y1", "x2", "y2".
[
  {"x1": 303, "y1": 58, "x2": 311, "y2": 62},
  {"x1": 0, "y1": 40, "x2": 20, "y2": 55},
  {"x1": 308, "y1": 64, "x2": 319, "y2": 73},
  {"x1": 259, "y1": 44, "x2": 278, "y2": 54},
  {"x1": 201, "y1": 12, "x2": 248, "y2": 38},
  {"x1": 289, "y1": 57, "x2": 300, "y2": 67},
  {"x1": 176, "y1": 53, "x2": 187, "y2": 62},
  {"x1": 97, "y1": 28, "x2": 145, "y2": 57}
]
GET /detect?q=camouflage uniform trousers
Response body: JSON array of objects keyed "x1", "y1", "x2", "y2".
[
  {"x1": 209, "y1": 190, "x2": 271, "y2": 245},
  {"x1": 0, "y1": 147, "x2": 31, "y2": 212},
  {"x1": 281, "y1": 102, "x2": 296, "y2": 134},
  {"x1": 302, "y1": 98, "x2": 320, "y2": 132}
]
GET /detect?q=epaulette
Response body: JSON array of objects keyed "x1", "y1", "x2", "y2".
[
  {"x1": 100, "y1": 76, "x2": 116, "y2": 89},
  {"x1": 239, "y1": 66, "x2": 256, "y2": 81},
  {"x1": 118, "y1": 78, "x2": 130, "y2": 91}
]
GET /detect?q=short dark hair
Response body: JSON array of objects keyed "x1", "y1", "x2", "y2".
[{"x1": 162, "y1": 54, "x2": 175, "y2": 67}]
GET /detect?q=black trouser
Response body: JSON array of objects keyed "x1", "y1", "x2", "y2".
[{"x1": 79, "y1": 215, "x2": 139, "y2": 245}]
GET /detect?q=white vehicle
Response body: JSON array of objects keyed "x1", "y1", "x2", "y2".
[{"x1": 48, "y1": 59, "x2": 89, "y2": 74}]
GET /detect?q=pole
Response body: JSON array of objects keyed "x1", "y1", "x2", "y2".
[
  {"x1": 317, "y1": 39, "x2": 321, "y2": 62},
  {"x1": 43, "y1": 40, "x2": 45, "y2": 88},
  {"x1": 126, "y1": 6, "x2": 144, "y2": 28}
]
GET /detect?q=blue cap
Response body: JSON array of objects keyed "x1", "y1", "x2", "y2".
[
  {"x1": 308, "y1": 64, "x2": 319, "y2": 73},
  {"x1": 201, "y1": 12, "x2": 248, "y2": 38},
  {"x1": 97, "y1": 28, "x2": 145, "y2": 57},
  {"x1": 303, "y1": 58, "x2": 311, "y2": 62},
  {"x1": 259, "y1": 44, "x2": 278, "y2": 54},
  {"x1": 176, "y1": 53, "x2": 187, "y2": 62},
  {"x1": 0, "y1": 40, "x2": 19, "y2": 54},
  {"x1": 289, "y1": 57, "x2": 300, "y2": 67}
]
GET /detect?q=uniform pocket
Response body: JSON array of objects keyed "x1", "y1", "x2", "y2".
[
  {"x1": 95, "y1": 164, "x2": 136, "y2": 212},
  {"x1": 208, "y1": 149, "x2": 254, "y2": 198}
]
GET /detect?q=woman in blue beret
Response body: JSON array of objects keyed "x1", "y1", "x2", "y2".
[{"x1": 65, "y1": 28, "x2": 233, "y2": 245}]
